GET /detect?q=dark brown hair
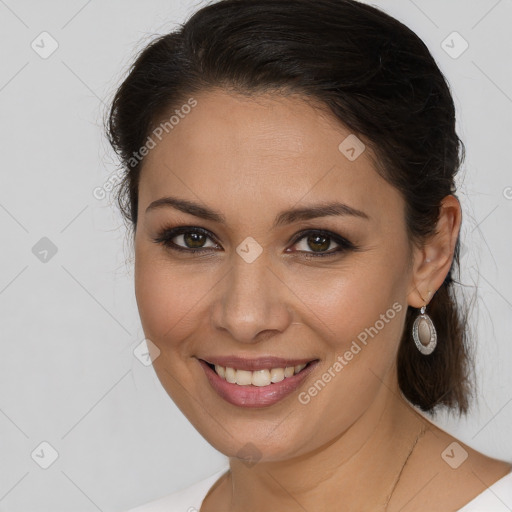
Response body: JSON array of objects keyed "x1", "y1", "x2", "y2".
[{"x1": 106, "y1": 0, "x2": 474, "y2": 416}]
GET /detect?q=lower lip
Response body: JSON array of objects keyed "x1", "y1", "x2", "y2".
[{"x1": 198, "y1": 359, "x2": 318, "y2": 408}]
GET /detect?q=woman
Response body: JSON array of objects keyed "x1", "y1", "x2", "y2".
[{"x1": 107, "y1": 0, "x2": 512, "y2": 510}]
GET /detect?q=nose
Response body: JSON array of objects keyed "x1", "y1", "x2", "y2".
[{"x1": 211, "y1": 252, "x2": 294, "y2": 344}]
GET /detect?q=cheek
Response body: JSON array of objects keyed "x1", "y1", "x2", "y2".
[
  {"x1": 290, "y1": 266, "x2": 406, "y2": 439},
  {"x1": 289, "y1": 261, "x2": 402, "y2": 345},
  {"x1": 134, "y1": 250, "x2": 208, "y2": 344},
  {"x1": 288, "y1": 258, "x2": 407, "y2": 411}
]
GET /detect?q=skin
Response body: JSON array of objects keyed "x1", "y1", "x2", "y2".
[{"x1": 133, "y1": 89, "x2": 511, "y2": 511}]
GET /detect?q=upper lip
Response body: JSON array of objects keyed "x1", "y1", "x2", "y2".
[{"x1": 199, "y1": 355, "x2": 318, "y2": 371}]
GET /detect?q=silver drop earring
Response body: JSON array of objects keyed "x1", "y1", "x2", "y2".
[{"x1": 412, "y1": 291, "x2": 437, "y2": 355}]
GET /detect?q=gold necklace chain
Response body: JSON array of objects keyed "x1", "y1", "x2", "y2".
[
  {"x1": 212, "y1": 422, "x2": 430, "y2": 511},
  {"x1": 382, "y1": 422, "x2": 429, "y2": 512}
]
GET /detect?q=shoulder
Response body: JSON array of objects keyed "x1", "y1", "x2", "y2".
[
  {"x1": 390, "y1": 420, "x2": 512, "y2": 512},
  {"x1": 456, "y1": 470, "x2": 512, "y2": 511},
  {"x1": 123, "y1": 467, "x2": 230, "y2": 512}
]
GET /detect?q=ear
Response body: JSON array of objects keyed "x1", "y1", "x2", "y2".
[{"x1": 407, "y1": 194, "x2": 462, "y2": 308}]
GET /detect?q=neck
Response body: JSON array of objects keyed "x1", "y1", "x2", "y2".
[{"x1": 224, "y1": 370, "x2": 429, "y2": 512}]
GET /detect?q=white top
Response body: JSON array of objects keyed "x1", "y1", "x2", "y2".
[{"x1": 125, "y1": 466, "x2": 512, "y2": 512}]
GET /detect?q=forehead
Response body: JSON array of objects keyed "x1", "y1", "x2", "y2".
[
  {"x1": 139, "y1": 89, "x2": 403, "y2": 228},
  {"x1": 145, "y1": 88, "x2": 359, "y2": 171}
]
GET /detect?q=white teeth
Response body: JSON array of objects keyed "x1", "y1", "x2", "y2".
[
  {"x1": 235, "y1": 370, "x2": 253, "y2": 386},
  {"x1": 212, "y1": 363, "x2": 308, "y2": 386},
  {"x1": 225, "y1": 367, "x2": 236, "y2": 384},
  {"x1": 284, "y1": 366, "x2": 294, "y2": 378},
  {"x1": 252, "y1": 369, "x2": 271, "y2": 387},
  {"x1": 270, "y1": 368, "x2": 285, "y2": 383}
]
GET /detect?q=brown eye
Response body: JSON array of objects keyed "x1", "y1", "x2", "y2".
[
  {"x1": 152, "y1": 227, "x2": 219, "y2": 252},
  {"x1": 182, "y1": 231, "x2": 207, "y2": 249},
  {"x1": 289, "y1": 230, "x2": 355, "y2": 258},
  {"x1": 304, "y1": 233, "x2": 331, "y2": 252},
  {"x1": 153, "y1": 226, "x2": 356, "y2": 258}
]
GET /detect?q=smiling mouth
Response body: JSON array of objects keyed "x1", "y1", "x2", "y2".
[{"x1": 202, "y1": 360, "x2": 316, "y2": 387}]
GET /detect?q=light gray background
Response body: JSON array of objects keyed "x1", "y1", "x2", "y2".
[{"x1": 0, "y1": 0, "x2": 511, "y2": 511}]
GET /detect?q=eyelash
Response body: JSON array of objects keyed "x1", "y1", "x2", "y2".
[{"x1": 151, "y1": 226, "x2": 357, "y2": 258}]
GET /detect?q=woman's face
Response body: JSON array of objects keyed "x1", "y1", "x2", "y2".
[{"x1": 134, "y1": 88, "x2": 417, "y2": 461}]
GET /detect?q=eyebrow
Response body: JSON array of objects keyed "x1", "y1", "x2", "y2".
[{"x1": 145, "y1": 195, "x2": 370, "y2": 227}]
